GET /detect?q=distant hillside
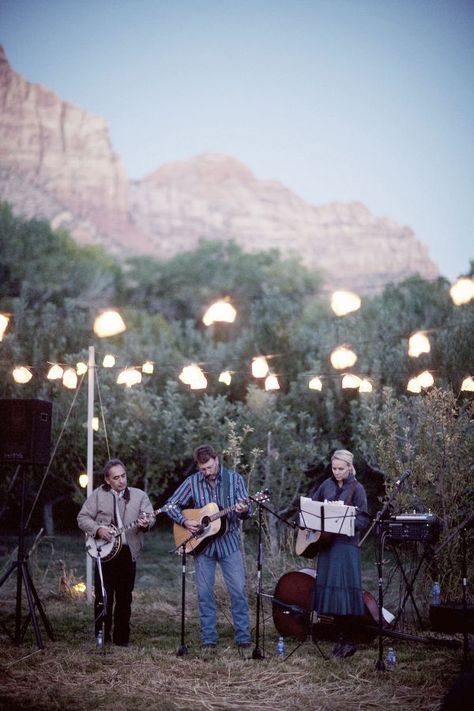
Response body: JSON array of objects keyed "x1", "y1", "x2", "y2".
[{"x1": 0, "y1": 45, "x2": 438, "y2": 291}]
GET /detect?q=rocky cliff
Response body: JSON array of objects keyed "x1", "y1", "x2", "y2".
[{"x1": 0, "y1": 46, "x2": 439, "y2": 290}]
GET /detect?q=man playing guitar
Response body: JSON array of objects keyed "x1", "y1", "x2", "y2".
[{"x1": 166, "y1": 444, "x2": 252, "y2": 650}]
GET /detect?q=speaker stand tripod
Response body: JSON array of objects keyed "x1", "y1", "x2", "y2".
[{"x1": 0, "y1": 465, "x2": 54, "y2": 649}]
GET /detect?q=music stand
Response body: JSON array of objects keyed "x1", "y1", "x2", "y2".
[{"x1": 0, "y1": 465, "x2": 54, "y2": 649}]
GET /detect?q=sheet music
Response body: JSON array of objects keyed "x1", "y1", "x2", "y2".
[{"x1": 299, "y1": 496, "x2": 356, "y2": 537}]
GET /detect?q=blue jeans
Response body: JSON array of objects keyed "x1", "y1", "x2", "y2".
[{"x1": 194, "y1": 548, "x2": 251, "y2": 645}]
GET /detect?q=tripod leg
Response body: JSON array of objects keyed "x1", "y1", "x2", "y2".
[
  {"x1": 18, "y1": 562, "x2": 44, "y2": 649},
  {"x1": 24, "y1": 563, "x2": 55, "y2": 640}
]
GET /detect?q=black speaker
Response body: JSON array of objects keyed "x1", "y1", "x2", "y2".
[{"x1": 0, "y1": 399, "x2": 52, "y2": 465}]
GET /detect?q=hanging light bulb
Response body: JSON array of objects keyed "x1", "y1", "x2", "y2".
[
  {"x1": 178, "y1": 364, "x2": 207, "y2": 389},
  {"x1": 265, "y1": 373, "x2": 280, "y2": 391},
  {"x1": 359, "y1": 378, "x2": 373, "y2": 393},
  {"x1": 91, "y1": 417, "x2": 99, "y2": 431},
  {"x1": 93, "y1": 310, "x2": 126, "y2": 337},
  {"x1": 308, "y1": 376, "x2": 323, "y2": 391},
  {"x1": 78, "y1": 473, "x2": 88, "y2": 488},
  {"x1": 0, "y1": 313, "x2": 10, "y2": 341},
  {"x1": 342, "y1": 374, "x2": 362, "y2": 389},
  {"x1": 460, "y1": 376, "x2": 474, "y2": 392},
  {"x1": 103, "y1": 354, "x2": 115, "y2": 368},
  {"x1": 190, "y1": 371, "x2": 208, "y2": 389},
  {"x1": 408, "y1": 332, "x2": 431, "y2": 357},
  {"x1": 12, "y1": 366, "x2": 33, "y2": 383},
  {"x1": 407, "y1": 377, "x2": 422, "y2": 393},
  {"x1": 218, "y1": 370, "x2": 232, "y2": 385},
  {"x1": 417, "y1": 370, "x2": 434, "y2": 388},
  {"x1": 330, "y1": 346, "x2": 357, "y2": 370},
  {"x1": 47, "y1": 364, "x2": 63, "y2": 380},
  {"x1": 251, "y1": 356, "x2": 269, "y2": 378},
  {"x1": 76, "y1": 361, "x2": 88, "y2": 376},
  {"x1": 142, "y1": 361, "x2": 154, "y2": 374},
  {"x1": 449, "y1": 277, "x2": 474, "y2": 306},
  {"x1": 62, "y1": 368, "x2": 78, "y2": 389},
  {"x1": 330, "y1": 290, "x2": 361, "y2": 316},
  {"x1": 116, "y1": 368, "x2": 142, "y2": 388},
  {"x1": 202, "y1": 299, "x2": 237, "y2": 326}
]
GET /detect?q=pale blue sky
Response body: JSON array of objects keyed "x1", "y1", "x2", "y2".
[{"x1": 1, "y1": 0, "x2": 473, "y2": 280}]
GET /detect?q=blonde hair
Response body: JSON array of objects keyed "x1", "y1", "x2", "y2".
[{"x1": 331, "y1": 449, "x2": 356, "y2": 475}]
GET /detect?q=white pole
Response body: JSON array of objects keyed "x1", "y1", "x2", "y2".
[{"x1": 86, "y1": 345, "x2": 95, "y2": 604}]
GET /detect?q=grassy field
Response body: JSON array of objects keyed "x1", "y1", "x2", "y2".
[{"x1": 0, "y1": 526, "x2": 470, "y2": 710}]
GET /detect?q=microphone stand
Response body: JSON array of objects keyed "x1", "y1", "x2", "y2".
[
  {"x1": 367, "y1": 480, "x2": 405, "y2": 672},
  {"x1": 94, "y1": 551, "x2": 107, "y2": 656},
  {"x1": 177, "y1": 543, "x2": 188, "y2": 656},
  {"x1": 248, "y1": 494, "x2": 296, "y2": 661}
]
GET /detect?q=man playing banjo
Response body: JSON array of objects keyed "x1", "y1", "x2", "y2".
[{"x1": 77, "y1": 458, "x2": 155, "y2": 647}]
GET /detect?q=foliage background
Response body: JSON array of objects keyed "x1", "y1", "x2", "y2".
[{"x1": 0, "y1": 203, "x2": 473, "y2": 602}]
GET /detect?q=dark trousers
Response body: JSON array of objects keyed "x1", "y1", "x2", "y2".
[{"x1": 94, "y1": 545, "x2": 136, "y2": 645}]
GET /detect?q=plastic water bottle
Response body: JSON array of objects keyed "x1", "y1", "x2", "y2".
[
  {"x1": 386, "y1": 646, "x2": 396, "y2": 669},
  {"x1": 96, "y1": 630, "x2": 104, "y2": 649},
  {"x1": 431, "y1": 581, "x2": 441, "y2": 606},
  {"x1": 276, "y1": 636, "x2": 286, "y2": 658}
]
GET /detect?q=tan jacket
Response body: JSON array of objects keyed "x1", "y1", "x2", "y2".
[{"x1": 77, "y1": 485, "x2": 155, "y2": 561}]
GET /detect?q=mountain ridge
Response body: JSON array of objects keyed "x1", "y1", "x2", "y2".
[{"x1": 0, "y1": 46, "x2": 439, "y2": 291}]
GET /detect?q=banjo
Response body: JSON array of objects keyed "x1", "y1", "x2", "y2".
[{"x1": 85, "y1": 503, "x2": 175, "y2": 562}]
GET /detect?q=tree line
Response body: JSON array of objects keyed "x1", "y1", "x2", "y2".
[{"x1": 0, "y1": 202, "x2": 472, "y2": 597}]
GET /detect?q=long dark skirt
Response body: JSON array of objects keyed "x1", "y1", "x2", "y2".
[{"x1": 313, "y1": 539, "x2": 364, "y2": 616}]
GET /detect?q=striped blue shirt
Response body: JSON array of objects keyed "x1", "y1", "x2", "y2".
[{"x1": 166, "y1": 466, "x2": 250, "y2": 558}]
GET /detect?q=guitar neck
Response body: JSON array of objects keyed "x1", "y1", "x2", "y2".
[
  {"x1": 208, "y1": 498, "x2": 249, "y2": 522},
  {"x1": 115, "y1": 505, "x2": 166, "y2": 536}
]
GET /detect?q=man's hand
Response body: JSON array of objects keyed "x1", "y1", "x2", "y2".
[
  {"x1": 137, "y1": 513, "x2": 150, "y2": 529},
  {"x1": 97, "y1": 526, "x2": 113, "y2": 542},
  {"x1": 184, "y1": 518, "x2": 202, "y2": 534},
  {"x1": 235, "y1": 499, "x2": 249, "y2": 514}
]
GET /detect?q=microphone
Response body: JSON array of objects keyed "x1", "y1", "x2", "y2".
[{"x1": 395, "y1": 470, "x2": 411, "y2": 487}]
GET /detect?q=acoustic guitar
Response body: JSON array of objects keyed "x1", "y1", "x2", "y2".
[
  {"x1": 295, "y1": 527, "x2": 333, "y2": 558},
  {"x1": 173, "y1": 489, "x2": 271, "y2": 555},
  {"x1": 85, "y1": 503, "x2": 175, "y2": 562}
]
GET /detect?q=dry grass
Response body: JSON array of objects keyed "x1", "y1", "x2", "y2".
[{"x1": 0, "y1": 532, "x2": 469, "y2": 710}]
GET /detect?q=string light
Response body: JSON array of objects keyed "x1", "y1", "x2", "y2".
[
  {"x1": 308, "y1": 376, "x2": 323, "y2": 391},
  {"x1": 12, "y1": 366, "x2": 33, "y2": 383},
  {"x1": 62, "y1": 368, "x2": 78, "y2": 389},
  {"x1": 407, "y1": 377, "x2": 422, "y2": 393},
  {"x1": 359, "y1": 378, "x2": 373, "y2": 393},
  {"x1": 408, "y1": 332, "x2": 431, "y2": 357},
  {"x1": 252, "y1": 356, "x2": 269, "y2": 378},
  {"x1": 76, "y1": 361, "x2": 88, "y2": 375},
  {"x1": 202, "y1": 299, "x2": 237, "y2": 326},
  {"x1": 179, "y1": 364, "x2": 207, "y2": 389},
  {"x1": 218, "y1": 370, "x2": 232, "y2": 385},
  {"x1": 142, "y1": 361, "x2": 154, "y2": 374},
  {"x1": 116, "y1": 368, "x2": 142, "y2": 388},
  {"x1": 47, "y1": 364, "x2": 63, "y2": 380},
  {"x1": 330, "y1": 290, "x2": 361, "y2": 316},
  {"x1": 342, "y1": 374, "x2": 362, "y2": 389},
  {"x1": 93, "y1": 310, "x2": 126, "y2": 337},
  {"x1": 449, "y1": 277, "x2": 474, "y2": 306},
  {"x1": 330, "y1": 346, "x2": 357, "y2": 370},
  {"x1": 78, "y1": 473, "x2": 88, "y2": 488},
  {"x1": 265, "y1": 373, "x2": 280, "y2": 391},
  {"x1": 91, "y1": 417, "x2": 99, "y2": 431},
  {"x1": 0, "y1": 313, "x2": 9, "y2": 341},
  {"x1": 417, "y1": 370, "x2": 434, "y2": 388},
  {"x1": 460, "y1": 376, "x2": 474, "y2": 392},
  {"x1": 102, "y1": 354, "x2": 115, "y2": 368}
]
